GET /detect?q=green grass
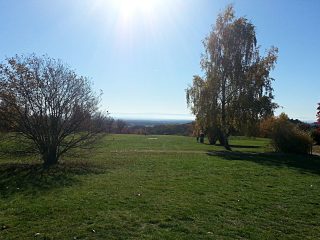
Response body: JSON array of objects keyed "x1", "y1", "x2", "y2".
[
  {"x1": 1, "y1": 134, "x2": 320, "y2": 239},
  {"x1": 100, "y1": 134, "x2": 270, "y2": 152}
]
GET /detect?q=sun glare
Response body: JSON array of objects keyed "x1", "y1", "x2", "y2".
[
  {"x1": 88, "y1": 0, "x2": 180, "y2": 50},
  {"x1": 111, "y1": 0, "x2": 160, "y2": 21}
]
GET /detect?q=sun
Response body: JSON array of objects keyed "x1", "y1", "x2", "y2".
[
  {"x1": 88, "y1": 0, "x2": 176, "y2": 49},
  {"x1": 111, "y1": 0, "x2": 160, "y2": 21}
]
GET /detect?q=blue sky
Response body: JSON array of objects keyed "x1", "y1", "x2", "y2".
[{"x1": 0, "y1": 0, "x2": 319, "y2": 121}]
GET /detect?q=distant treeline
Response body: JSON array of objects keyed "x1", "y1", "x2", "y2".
[
  {"x1": 129, "y1": 123, "x2": 193, "y2": 136},
  {"x1": 107, "y1": 119, "x2": 193, "y2": 136},
  {"x1": 1, "y1": 113, "x2": 314, "y2": 137},
  {"x1": 108, "y1": 117, "x2": 316, "y2": 137}
]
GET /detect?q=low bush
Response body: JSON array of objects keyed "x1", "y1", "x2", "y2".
[
  {"x1": 259, "y1": 117, "x2": 276, "y2": 138},
  {"x1": 270, "y1": 114, "x2": 312, "y2": 154}
]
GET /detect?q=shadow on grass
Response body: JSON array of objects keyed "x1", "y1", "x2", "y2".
[
  {"x1": 207, "y1": 150, "x2": 320, "y2": 175},
  {"x1": 205, "y1": 143, "x2": 262, "y2": 149},
  {"x1": 0, "y1": 161, "x2": 104, "y2": 198},
  {"x1": 229, "y1": 144, "x2": 262, "y2": 149}
]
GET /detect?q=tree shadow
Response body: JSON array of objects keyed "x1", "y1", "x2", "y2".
[
  {"x1": 204, "y1": 143, "x2": 262, "y2": 149},
  {"x1": 229, "y1": 144, "x2": 262, "y2": 149},
  {"x1": 0, "y1": 161, "x2": 105, "y2": 198},
  {"x1": 207, "y1": 150, "x2": 320, "y2": 175}
]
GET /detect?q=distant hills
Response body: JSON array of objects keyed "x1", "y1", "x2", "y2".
[
  {"x1": 110, "y1": 113, "x2": 194, "y2": 127},
  {"x1": 123, "y1": 119, "x2": 193, "y2": 127}
]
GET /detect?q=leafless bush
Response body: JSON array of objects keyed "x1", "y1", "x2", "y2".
[{"x1": 0, "y1": 54, "x2": 106, "y2": 166}]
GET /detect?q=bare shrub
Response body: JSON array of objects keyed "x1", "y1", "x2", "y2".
[{"x1": 0, "y1": 54, "x2": 106, "y2": 166}]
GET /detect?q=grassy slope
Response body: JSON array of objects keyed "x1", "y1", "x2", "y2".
[{"x1": 0, "y1": 134, "x2": 320, "y2": 239}]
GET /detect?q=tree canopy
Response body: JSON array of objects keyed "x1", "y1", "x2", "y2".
[
  {"x1": 0, "y1": 54, "x2": 106, "y2": 166},
  {"x1": 186, "y1": 5, "x2": 278, "y2": 149}
]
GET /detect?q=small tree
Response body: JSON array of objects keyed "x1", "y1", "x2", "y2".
[
  {"x1": 115, "y1": 119, "x2": 127, "y2": 133},
  {"x1": 105, "y1": 116, "x2": 115, "y2": 133},
  {"x1": 0, "y1": 54, "x2": 105, "y2": 166}
]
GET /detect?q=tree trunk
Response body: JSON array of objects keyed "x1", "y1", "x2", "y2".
[
  {"x1": 42, "y1": 145, "x2": 59, "y2": 167},
  {"x1": 207, "y1": 127, "x2": 218, "y2": 145},
  {"x1": 208, "y1": 136, "x2": 217, "y2": 145},
  {"x1": 221, "y1": 133, "x2": 231, "y2": 150},
  {"x1": 217, "y1": 131, "x2": 231, "y2": 150},
  {"x1": 220, "y1": 77, "x2": 231, "y2": 150}
]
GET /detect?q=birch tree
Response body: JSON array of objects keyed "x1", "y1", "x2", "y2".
[{"x1": 186, "y1": 5, "x2": 278, "y2": 149}]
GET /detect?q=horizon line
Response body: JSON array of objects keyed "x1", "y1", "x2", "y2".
[{"x1": 109, "y1": 112, "x2": 195, "y2": 120}]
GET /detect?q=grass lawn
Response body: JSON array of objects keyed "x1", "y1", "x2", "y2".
[{"x1": 1, "y1": 134, "x2": 320, "y2": 239}]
